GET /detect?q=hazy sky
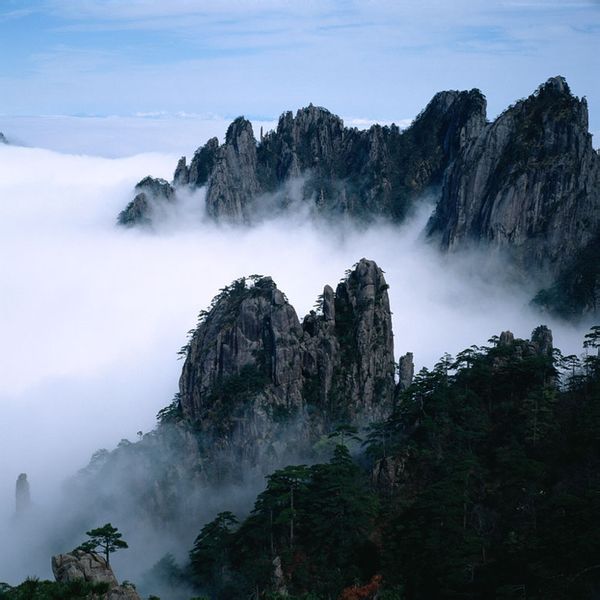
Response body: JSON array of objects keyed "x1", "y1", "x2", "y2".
[{"x1": 0, "y1": 0, "x2": 599, "y2": 139}]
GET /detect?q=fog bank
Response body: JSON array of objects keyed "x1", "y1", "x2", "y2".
[{"x1": 0, "y1": 142, "x2": 591, "y2": 584}]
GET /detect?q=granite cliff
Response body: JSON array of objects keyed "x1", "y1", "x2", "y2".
[
  {"x1": 428, "y1": 76, "x2": 600, "y2": 316},
  {"x1": 72, "y1": 258, "x2": 403, "y2": 526},
  {"x1": 118, "y1": 90, "x2": 486, "y2": 225},
  {"x1": 117, "y1": 77, "x2": 600, "y2": 317}
]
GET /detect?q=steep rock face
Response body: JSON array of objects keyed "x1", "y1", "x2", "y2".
[
  {"x1": 52, "y1": 551, "x2": 140, "y2": 600},
  {"x1": 15, "y1": 473, "x2": 30, "y2": 515},
  {"x1": 118, "y1": 91, "x2": 486, "y2": 225},
  {"x1": 428, "y1": 77, "x2": 600, "y2": 280},
  {"x1": 178, "y1": 259, "x2": 396, "y2": 459},
  {"x1": 204, "y1": 118, "x2": 261, "y2": 221},
  {"x1": 397, "y1": 352, "x2": 415, "y2": 392},
  {"x1": 178, "y1": 275, "x2": 307, "y2": 465},
  {"x1": 69, "y1": 259, "x2": 401, "y2": 533},
  {"x1": 188, "y1": 136, "x2": 220, "y2": 187},
  {"x1": 312, "y1": 258, "x2": 395, "y2": 421},
  {"x1": 117, "y1": 177, "x2": 175, "y2": 227}
]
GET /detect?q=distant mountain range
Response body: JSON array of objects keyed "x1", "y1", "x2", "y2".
[{"x1": 118, "y1": 77, "x2": 600, "y2": 318}]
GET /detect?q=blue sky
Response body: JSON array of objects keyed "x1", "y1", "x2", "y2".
[{"x1": 1, "y1": 0, "x2": 599, "y2": 134}]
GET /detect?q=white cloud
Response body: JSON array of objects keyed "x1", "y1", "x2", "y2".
[{"x1": 0, "y1": 124, "x2": 593, "y2": 584}]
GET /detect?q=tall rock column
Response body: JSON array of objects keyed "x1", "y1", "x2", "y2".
[{"x1": 15, "y1": 473, "x2": 30, "y2": 515}]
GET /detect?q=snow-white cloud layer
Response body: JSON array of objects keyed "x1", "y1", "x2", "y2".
[{"x1": 0, "y1": 139, "x2": 593, "y2": 583}]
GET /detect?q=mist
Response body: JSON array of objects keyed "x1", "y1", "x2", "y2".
[{"x1": 0, "y1": 140, "x2": 592, "y2": 586}]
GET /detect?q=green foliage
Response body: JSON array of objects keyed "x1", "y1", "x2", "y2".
[
  {"x1": 369, "y1": 330, "x2": 600, "y2": 599},
  {"x1": 156, "y1": 393, "x2": 183, "y2": 424},
  {"x1": 0, "y1": 578, "x2": 109, "y2": 600},
  {"x1": 189, "y1": 511, "x2": 238, "y2": 597},
  {"x1": 170, "y1": 327, "x2": 600, "y2": 600},
  {"x1": 191, "y1": 447, "x2": 377, "y2": 598},
  {"x1": 78, "y1": 523, "x2": 128, "y2": 566}
]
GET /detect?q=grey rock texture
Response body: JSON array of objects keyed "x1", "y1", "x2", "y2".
[
  {"x1": 303, "y1": 258, "x2": 396, "y2": 422},
  {"x1": 0, "y1": 132, "x2": 7, "y2": 144},
  {"x1": 117, "y1": 176, "x2": 175, "y2": 227},
  {"x1": 71, "y1": 259, "x2": 396, "y2": 527},
  {"x1": 428, "y1": 77, "x2": 600, "y2": 314},
  {"x1": 15, "y1": 473, "x2": 30, "y2": 515},
  {"x1": 207, "y1": 93, "x2": 485, "y2": 222},
  {"x1": 118, "y1": 91, "x2": 486, "y2": 225},
  {"x1": 52, "y1": 551, "x2": 140, "y2": 600},
  {"x1": 204, "y1": 118, "x2": 261, "y2": 221},
  {"x1": 178, "y1": 258, "x2": 396, "y2": 466},
  {"x1": 397, "y1": 352, "x2": 415, "y2": 392}
]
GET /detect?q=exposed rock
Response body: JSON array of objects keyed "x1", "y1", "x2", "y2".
[
  {"x1": 371, "y1": 452, "x2": 410, "y2": 495},
  {"x1": 52, "y1": 551, "x2": 141, "y2": 600},
  {"x1": 70, "y1": 258, "x2": 397, "y2": 529},
  {"x1": 204, "y1": 118, "x2": 261, "y2": 221},
  {"x1": 15, "y1": 473, "x2": 30, "y2": 515},
  {"x1": 493, "y1": 327, "x2": 555, "y2": 371},
  {"x1": 118, "y1": 91, "x2": 486, "y2": 225},
  {"x1": 272, "y1": 555, "x2": 288, "y2": 596},
  {"x1": 0, "y1": 132, "x2": 7, "y2": 144},
  {"x1": 531, "y1": 324, "x2": 553, "y2": 357},
  {"x1": 172, "y1": 156, "x2": 189, "y2": 186},
  {"x1": 117, "y1": 176, "x2": 175, "y2": 227},
  {"x1": 178, "y1": 258, "x2": 396, "y2": 469},
  {"x1": 188, "y1": 136, "x2": 219, "y2": 187},
  {"x1": 52, "y1": 551, "x2": 118, "y2": 586},
  {"x1": 397, "y1": 352, "x2": 414, "y2": 392},
  {"x1": 428, "y1": 77, "x2": 600, "y2": 315},
  {"x1": 312, "y1": 257, "x2": 395, "y2": 422},
  {"x1": 208, "y1": 93, "x2": 485, "y2": 222},
  {"x1": 178, "y1": 274, "x2": 307, "y2": 468}
]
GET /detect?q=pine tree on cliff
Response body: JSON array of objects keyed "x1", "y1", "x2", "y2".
[{"x1": 79, "y1": 523, "x2": 128, "y2": 566}]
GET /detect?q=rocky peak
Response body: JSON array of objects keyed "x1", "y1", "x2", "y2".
[
  {"x1": 176, "y1": 259, "x2": 395, "y2": 468},
  {"x1": 118, "y1": 89, "x2": 489, "y2": 225},
  {"x1": 188, "y1": 136, "x2": 220, "y2": 187},
  {"x1": 493, "y1": 327, "x2": 555, "y2": 367},
  {"x1": 173, "y1": 156, "x2": 189, "y2": 186},
  {"x1": 205, "y1": 118, "x2": 260, "y2": 221},
  {"x1": 52, "y1": 551, "x2": 140, "y2": 600},
  {"x1": 225, "y1": 116, "x2": 255, "y2": 147},
  {"x1": 428, "y1": 76, "x2": 600, "y2": 307},
  {"x1": 179, "y1": 275, "x2": 304, "y2": 426},
  {"x1": 398, "y1": 352, "x2": 415, "y2": 392},
  {"x1": 531, "y1": 325, "x2": 553, "y2": 357},
  {"x1": 542, "y1": 75, "x2": 570, "y2": 95},
  {"x1": 117, "y1": 176, "x2": 175, "y2": 227},
  {"x1": 15, "y1": 473, "x2": 30, "y2": 515}
]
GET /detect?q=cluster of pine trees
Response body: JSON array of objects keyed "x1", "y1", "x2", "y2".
[
  {"x1": 155, "y1": 326, "x2": 600, "y2": 600},
  {"x1": 4, "y1": 327, "x2": 599, "y2": 600}
]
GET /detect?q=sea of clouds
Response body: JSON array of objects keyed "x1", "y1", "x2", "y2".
[{"x1": 0, "y1": 120, "x2": 593, "y2": 584}]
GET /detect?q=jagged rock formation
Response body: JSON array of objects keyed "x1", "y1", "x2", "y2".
[
  {"x1": 115, "y1": 77, "x2": 599, "y2": 317},
  {"x1": 52, "y1": 551, "x2": 141, "y2": 600},
  {"x1": 71, "y1": 259, "x2": 401, "y2": 528},
  {"x1": 397, "y1": 352, "x2": 414, "y2": 392},
  {"x1": 117, "y1": 176, "x2": 174, "y2": 227},
  {"x1": 178, "y1": 258, "x2": 396, "y2": 468},
  {"x1": 428, "y1": 77, "x2": 600, "y2": 315},
  {"x1": 118, "y1": 92, "x2": 486, "y2": 225},
  {"x1": 15, "y1": 473, "x2": 30, "y2": 515}
]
